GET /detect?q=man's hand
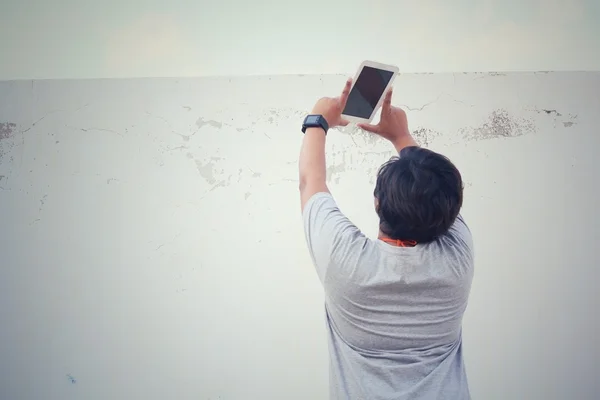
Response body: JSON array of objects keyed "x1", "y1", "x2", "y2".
[
  {"x1": 357, "y1": 89, "x2": 418, "y2": 152},
  {"x1": 311, "y1": 78, "x2": 352, "y2": 129}
]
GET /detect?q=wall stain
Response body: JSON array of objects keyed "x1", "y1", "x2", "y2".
[
  {"x1": 562, "y1": 113, "x2": 578, "y2": 128},
  {"x1": 77, "y1": 127, "x2": 123, "y2": 137},
  {"x1": 399, "y1": 94, "x2": 444, "y2": 112},
  {"x1": 325, "y1": 146, "x2": 394, "y2": 184},
  {"x1": 39, "y1": 194, "x2": 47, "y2": 211},
  {"x1": 196, "y1": 117, "x2": 222, "y2": 129},
  {"x1": 234, "y1": 167, "x2": 262, "y2": 183},
  {"x1": 462, "y1": 109, "x2": 535, "y2": 141},
  {"x1": 527, "y1": 107, "x2": 578, "y2": 128},
  {"x1": 541, "y1": 109, "x2": 562, "y2": 116},
  {"x1": 339, "y1": 124, "x2": 381, "y2": 145},
  {"x1": 326, "y1": 163, "x2": 346, "y2": 183},
  {"x1": 145, "y1": 111, "x2": 198, "y2": 141}
]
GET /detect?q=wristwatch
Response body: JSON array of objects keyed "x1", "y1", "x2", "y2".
[{"x1": 302, "y1": 114, "x2": 329, "y2": 134}]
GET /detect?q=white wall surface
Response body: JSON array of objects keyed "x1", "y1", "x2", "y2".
[
  {"x1": 1, "y1": 72, "x2": 599, "y2": 399},
  {"x1": 1, "y1": 0, "x2": 600, "y2": 80}
]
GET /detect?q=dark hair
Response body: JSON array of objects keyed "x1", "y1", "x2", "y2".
[{"x1": 374, "y1": 146, "x2": 463, "y2": 243}]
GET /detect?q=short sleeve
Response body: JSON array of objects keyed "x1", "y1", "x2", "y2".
[
  {"x1": 302, "y1": 192, "x2": 366, "y2": 284},
  {"x1": 445, "y1": 214, "x2": 475, "y2": 265},
  {"x1": 450, "y1": 214, "x2": 473, "y2": 246}
]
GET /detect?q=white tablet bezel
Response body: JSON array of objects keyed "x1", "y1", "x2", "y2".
[{"x1": 341, "y1": 60, "x2": 399, "y2": 124}]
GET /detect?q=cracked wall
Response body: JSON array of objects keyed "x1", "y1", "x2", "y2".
[{"x1": 0, "y1": 72, "x2": 599, "y2": 400}]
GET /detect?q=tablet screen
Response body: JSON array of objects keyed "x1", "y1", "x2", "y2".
[{"x1": 342, "y1": 66, "x2": 394, "y2": 119}]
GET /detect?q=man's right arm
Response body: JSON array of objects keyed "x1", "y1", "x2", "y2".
[
  {"x1": 391, "y1": 135, "x2": 419, "y2": 153},
  {"x1": 358, "y1": 88, "x2": 419, "y2": 152}
]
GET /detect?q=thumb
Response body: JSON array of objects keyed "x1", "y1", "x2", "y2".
[
  {"x1": 358, "y1": 123, "x2": 380, "y2": 133},
  {"x1": 339, "y1": 118, "x2": 351, "y2": 127}
]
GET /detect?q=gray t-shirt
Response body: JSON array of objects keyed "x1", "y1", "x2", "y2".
[{"x1": 303, "y1": 192, "x2": 474, "y2": 400}]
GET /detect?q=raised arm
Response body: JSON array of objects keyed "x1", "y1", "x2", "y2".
[{"x1": 298, "y1": 78, "x2": 352, "y2": 211}]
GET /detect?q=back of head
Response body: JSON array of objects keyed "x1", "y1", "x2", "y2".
[{"x1": 374, "y1": 146, "x2": 463, "y2": 243}]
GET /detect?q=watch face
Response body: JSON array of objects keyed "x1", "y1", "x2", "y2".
[{"x1": 305, "y1": 115, "x2": 320, "y2": 124}]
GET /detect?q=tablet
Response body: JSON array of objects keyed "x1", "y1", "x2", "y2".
[{"x1": 341, "y1": 60, "x2": 399, "y2": 124}]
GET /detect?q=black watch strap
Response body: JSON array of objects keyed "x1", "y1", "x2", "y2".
[{"x1": 302, "y1": 114, "x2": 329, "y2": 134}]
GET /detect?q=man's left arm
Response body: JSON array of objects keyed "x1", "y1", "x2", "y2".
[
  {"x1": 298, "y1": 127, "x2": 329, "y2": 211},
  {"x1": 298, "y1": 78, "x2": 352, "y2": 211}
]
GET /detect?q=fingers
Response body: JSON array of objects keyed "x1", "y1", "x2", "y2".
[
  {"x1": 358, "y1": 123, "x2": 379, "y2": 133},
  {"x1": 382, "y1": 88, "x2": 393, "y2": 110},
  {"x1": 339, "y1": 78, "x2": 352, "y2": 107},
  {"x1": 339, "y1": 118, "x2": 350, "y2": 127}
]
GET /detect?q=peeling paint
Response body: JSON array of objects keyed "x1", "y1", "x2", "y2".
[
  {"x1": 412, "y1": 128, "x2": 440, "y2": 147},
  {"x1": 340, "y1": 124, "x2": 381, "y2": 145},
  {"x1": 0, "y1": 122, "x2": 18, "y2": 164},
  {"x1": 196, "y1": 117, "x2": 222, "y2": 129},
  {"x1": 39, "y1": 194, "x2": 47, "y2": 211},
  {"x1": 78, "y1": 127, "x2": 123, "y2": 136},
  {"x1": 195, "y1": 159, "x2": 218, "y2": 184},
  {"x1": 541, "y1": 109, "x2": 562, "y2": 117},
  {"x1": 0, "y1": 122, "x2": 17, "y2": 140},
  {"x1": 326, "y1": 163, "x2": 346, "y2": 183},
  {"x1": 0, "y1": 72, "x2": 596, "y2": 400}
]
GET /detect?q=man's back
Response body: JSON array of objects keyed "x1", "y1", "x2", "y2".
[{"x1": 303, "y1": 192, "x2": 474, "y2": 400}]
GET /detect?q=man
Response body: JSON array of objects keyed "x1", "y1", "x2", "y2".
[{"x1": 299, "y1": 78, "x2": 474, "y2": 400}]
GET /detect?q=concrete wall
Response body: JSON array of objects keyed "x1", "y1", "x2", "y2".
[{"x1": 0, "y1": 72, "x2": 599, "y2": 399}]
